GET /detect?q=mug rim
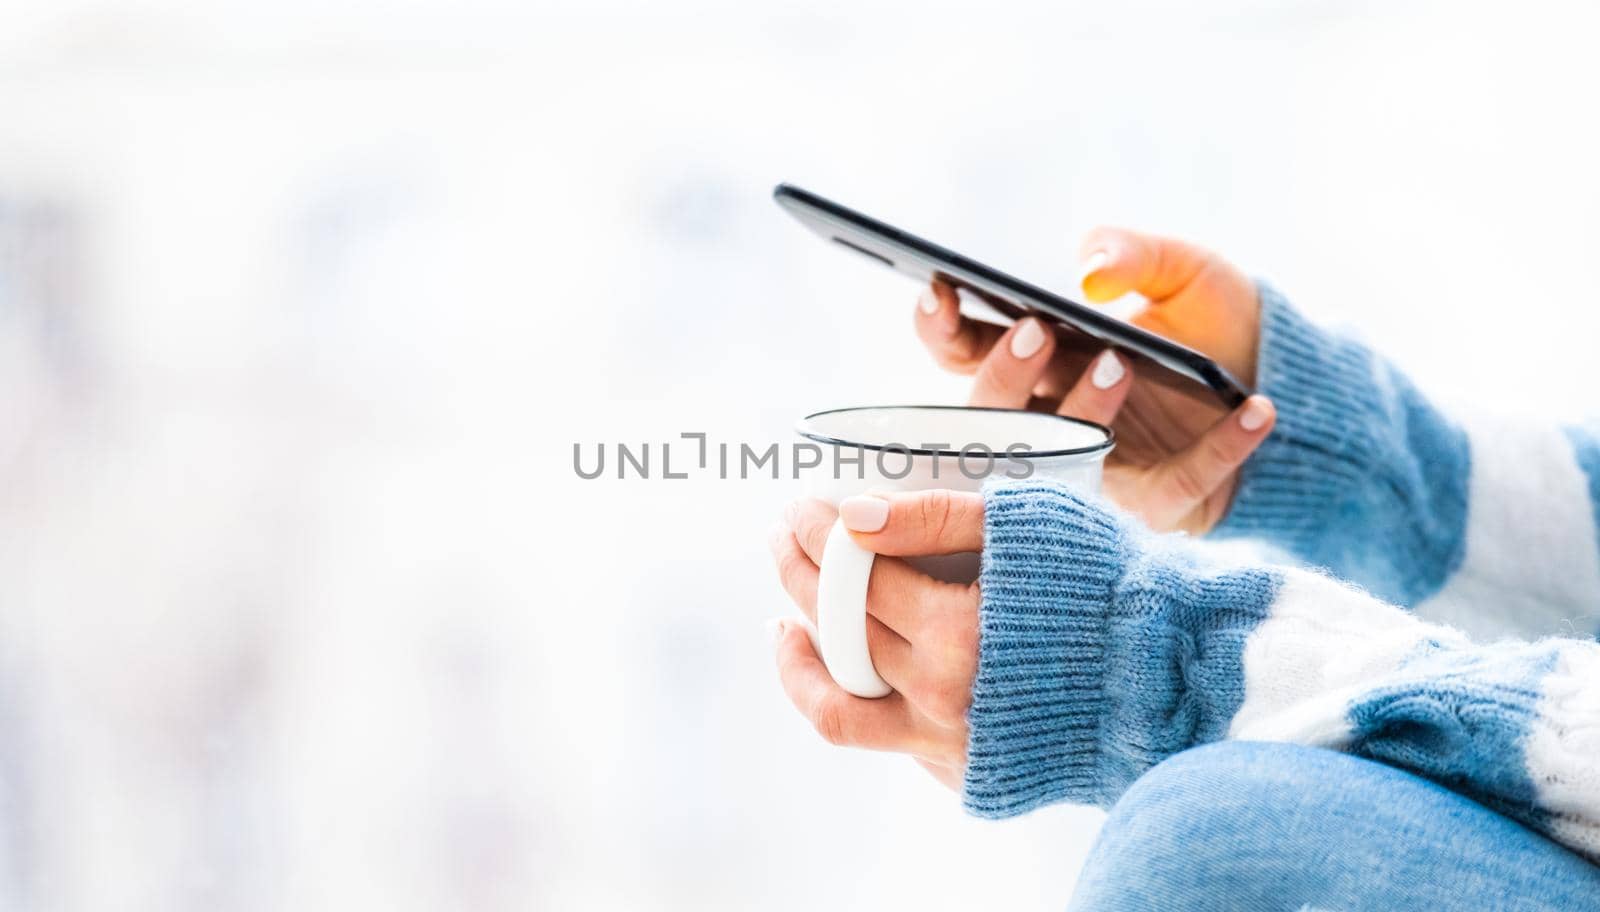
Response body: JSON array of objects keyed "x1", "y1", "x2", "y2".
[{"x1": 795, "y1": 404, "x2": 1115, "y2": 458}]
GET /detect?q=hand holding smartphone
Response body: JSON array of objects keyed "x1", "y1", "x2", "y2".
[{"x1": 773, "y1": 183, "x2": 1252, "y2": 408}]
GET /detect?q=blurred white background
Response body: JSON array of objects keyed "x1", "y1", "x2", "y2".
[{"x1": 3, "y1": 0, "x2": 1600, "y2": 908}]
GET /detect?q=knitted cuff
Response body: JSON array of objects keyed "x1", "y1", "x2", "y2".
[
  {"x1": 962, "y1": 481, "x2": 1131, "y2": 819},
  {"x1": 1215, "y1": 282, "x2": 1385, "y2": 553}
]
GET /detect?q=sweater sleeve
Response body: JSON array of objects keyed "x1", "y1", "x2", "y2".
[
  {"x1": 1214, "y1": 283, "x2": 1600, "y2": 640},
  {"x1": 965, "y1": 481, "x2": 1600, "y2": 863}
]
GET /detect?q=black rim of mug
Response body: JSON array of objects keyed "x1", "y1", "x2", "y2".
[{"x1": 795, "y1": 404, "x2": 1115, "y2": 458}]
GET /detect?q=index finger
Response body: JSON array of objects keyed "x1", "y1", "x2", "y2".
[
  {"x1": 836, "y1": 489, "x2": 986, "y2": 556},
  {"x1": 914, "y1": 280, "x2": 1007, "y2": 375},
  {"x1": 785, "y1": 496, "x2": 962, "y2": 639}
]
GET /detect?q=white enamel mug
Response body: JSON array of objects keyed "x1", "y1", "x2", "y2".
[{"x1": 795, "y1": 405, "x2": 1113, "y2": 698}]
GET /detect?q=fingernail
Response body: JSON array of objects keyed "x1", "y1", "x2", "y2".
[
  {"x1": 1090, "y1": 349, "x2": 1125, "y2": 389},
  {"x1": 782, "y1": 499, "x2": 800, "y2": 525},
  {"x1": 765, "y1": 617, "x2": 786, "y2": 647},
  {"x1": 918, "y1": 288, "x2": 940, "y2": 315},
  {"x1": 1080, "y1": 249, "x2": 1111, "y2": 281},
  {"x1": 1010, "y1": 318, "x2": 1047, "y2": 359},
  {"x1": 838, "y1": 494, "x2": 890, "y2": 533},
  {"x1": 1239, "y1": 396, "x2": 1272, "y2": 432}
]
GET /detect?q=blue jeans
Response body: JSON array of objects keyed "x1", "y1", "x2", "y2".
[{"x1": 1070, "y1": 741, "x2": 1600, "y2": 912}]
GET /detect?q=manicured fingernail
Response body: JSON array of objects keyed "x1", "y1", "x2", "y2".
[
  {"x1": 1090, "y1": 349, "x2": 1125, "y2": 389},
  {"x1": 839, "y1": 494, "x2": 890, "y2": 532},
  {"x1": 1010, "y1": 318, "x2": 1047, "y2": 359},
  {"x1": 1080, "y1": 249, "x2": 1111, "y2": 280},
  {"x1": 1239, "y1": 396, "x2": 1272, "y2": 432},
  {"x1": 766, "y1": 617, "x2": 786, "y2": 647},
  {"x1": 782, "y1": 499, "x2": 800, "y2": 525},
  {"x1": 918, "y1": 288, "x2": 940, "y2": 315}
]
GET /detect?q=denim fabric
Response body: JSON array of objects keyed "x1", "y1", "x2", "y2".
[{"x1": 1070, "y1": 742, "x2": 1600, "y2": 912}]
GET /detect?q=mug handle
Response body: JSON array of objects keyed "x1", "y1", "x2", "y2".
[{"x1": 815, "y1": 517, "x2": 893, "y2": 698}]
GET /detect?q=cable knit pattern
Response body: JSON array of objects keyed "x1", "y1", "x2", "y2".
[
  {"x1": 965, "y1": 481, "x2": 1279, "y2": 816},
  {"x1": 964, "y1": 481, "x2": 1600, "y2": 864}
]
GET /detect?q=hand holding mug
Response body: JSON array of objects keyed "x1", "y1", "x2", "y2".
[
  {"x1": 915, "y1": 227, "x2": 1275, "y2": 534},
  {"x1": 769, "y1": 489, "x2": 989, "y2": 791},
  {"x1": 794, "y1": 406, "x2": 1108, "y2": 698}
]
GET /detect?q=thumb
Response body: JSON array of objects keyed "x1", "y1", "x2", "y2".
[
  {"x1": 836, "y1": 489, "x2": 985, "y2": 556},
  {"x1": 1076, "y1": 226, "x2": 1221, "y2": 305}
]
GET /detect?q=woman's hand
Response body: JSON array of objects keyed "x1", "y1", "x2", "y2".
[
  {"x1": 915, "y1": 227, "x2": 1274, "y2": 534},
  {"x1": 769, "y1": 490, "x2": 985, "y2": 790}
]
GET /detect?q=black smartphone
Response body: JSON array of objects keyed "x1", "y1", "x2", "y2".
[{"x1": 773, "y1": 183, "x2": 1251, "y2": 408}]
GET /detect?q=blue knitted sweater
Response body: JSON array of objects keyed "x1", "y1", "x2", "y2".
[{"x1": 962, "y1": 287, "x2": 1600, "y2": 863}]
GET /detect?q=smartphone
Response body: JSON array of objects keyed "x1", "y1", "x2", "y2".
[{"x1": 773, "y1": 183, "x2": 1251, "y2": 408}]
